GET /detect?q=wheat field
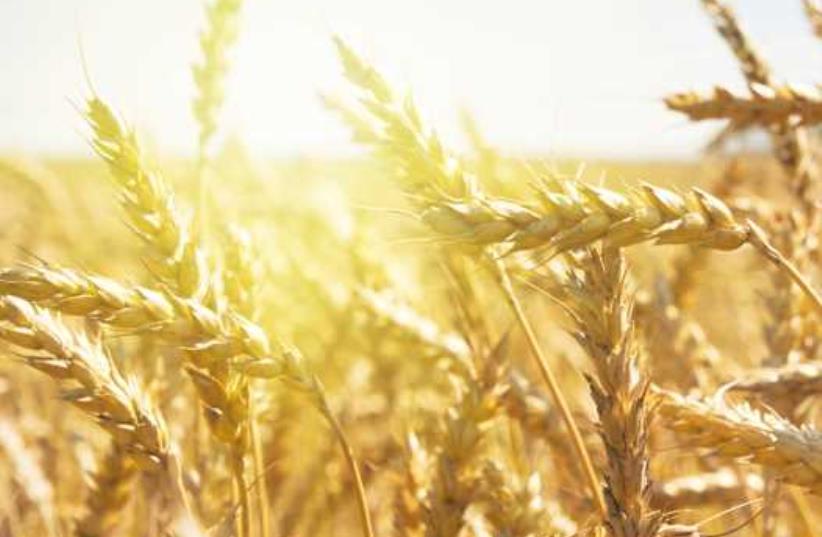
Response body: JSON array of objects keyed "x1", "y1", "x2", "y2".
[{"x1": 0, "y1": 1, "x2": 821, "y2": 536}]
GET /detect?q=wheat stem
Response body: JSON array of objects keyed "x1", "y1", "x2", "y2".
[
  {"x1": 249, "y1": 413, "x2": 269, "y2": 537},
  {"x1": 746, "y1": 220, "x2": 822, "y2": 316},
  {"x1": 494, "y1": 258, "x2": 608, "y2": 520},
  {"x1": 231, "y1": 447, "x2": 251, "y2": 537},
  {"x1": 319, "y1": 389, "x2": 375, "y2": 537}
]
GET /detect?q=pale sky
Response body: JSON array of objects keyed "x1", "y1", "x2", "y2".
[{"x1": 0, "y1": 0, "x2": 819, "y2": 159}]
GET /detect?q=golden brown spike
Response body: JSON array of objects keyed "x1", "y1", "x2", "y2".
[
  {"x1": 656, "y1": 388, "x2": 822, "y2": 494},
  {"x1": 665, "y1": 85, "x2": 822, "y2": 128},
  {"x1": 560, "y1": 250, "x2": 663, "y2": 537},
  {"x1": 84, "y1": 98, "x2": 210, "y2": 301}
]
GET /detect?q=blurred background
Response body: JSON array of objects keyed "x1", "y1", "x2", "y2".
[{"x1": 1, "y1": 0, "x2": 819, "y2": 159}]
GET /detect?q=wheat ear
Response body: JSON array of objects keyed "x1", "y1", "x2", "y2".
[
  {"x1": 805, "y1": 0, "x2": 822, "y2": 38},
  {"x1": 0, "y1": 296, "x2": 196, "y2": 533},
  {"x1": 0, "y1": 260, "x2": 255, "y2": 534},
  {"x1": 332, "y1": 36, "x2": 608, "y2": 518},
  {"x1": 656, "y1": 388, "x2": 822, "y2": 494},
  {"x1": 494, "y1": 259, "x2": 608, "y2": 519},
  {"x1": 330, "y1": 38, "x2": 822, "y2": 318},
  {"x1": 560, "y1": 249, "x2": 662, "y2": 537},
  {"x1": 475, "y1": 461, "x2": 578, "y2": 537},
  {"x1": 192, "y1": 0, "x2": 243, "y2": 171},
  {"x1": 85, "y1": 98, "x2": 209, "y2": 301},
  {"x1": 0, "y1": 265, "x2": 270, "y2": 362},
  {"x1": 727, "y1": 361, "x2": 822, "y2": 408},
  {"x1": 422, "y1": 343, "x2": 508, "y2": 537},
  {"x1": 192, "y1": 0, "x2": 244, "y2": 249},
  {"x1": 700, "y1": 0, "x2": 819, "y2": 214},
  {"x1": 666, "y1": 84, "x2": 822, "y2": 128}
]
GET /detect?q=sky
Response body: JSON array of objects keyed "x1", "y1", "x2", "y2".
[{"x1": 0, "y1": 0, "x2": 818, "y2": 159}]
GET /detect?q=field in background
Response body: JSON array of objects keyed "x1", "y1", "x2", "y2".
[{"x1": 0, "y1": 1, "x2": 820, "y2": 537}]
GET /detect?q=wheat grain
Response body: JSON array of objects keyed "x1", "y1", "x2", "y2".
[{"x1": 85, "y1": 98, "x2": 209, "y2": 301}]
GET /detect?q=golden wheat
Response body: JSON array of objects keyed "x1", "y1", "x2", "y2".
[
  {"x1": 1, "y1": 1, "x2": 821, "y2": 536},
  {"x1": 666, "y1": 84, "x2": 822, "y2": 128}
]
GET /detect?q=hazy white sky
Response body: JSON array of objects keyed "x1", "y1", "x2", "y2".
[{"x1": 0, "y1": 1, "x2": 818, "y2": 158}]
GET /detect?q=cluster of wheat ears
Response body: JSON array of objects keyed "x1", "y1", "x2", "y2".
[{"x1": 0, "y1": 0, "x2": 821, "y2": 536}]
